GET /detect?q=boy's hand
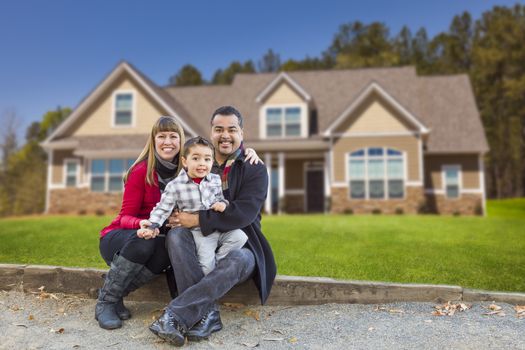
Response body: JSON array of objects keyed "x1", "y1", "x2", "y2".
[
  {"x1": 138, "y1": 220, "x2": 159, "y2": 239},
  {"x1": 140, "y1": 219, "x2": 152, "y2": 229},
  {"x1": 211, "y1": 202, "x2": 227, "y2": 212}
]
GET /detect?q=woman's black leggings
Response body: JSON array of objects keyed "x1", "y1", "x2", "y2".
[{"x1": 99, "y1": 228, "x2": 170, "y2": 274}]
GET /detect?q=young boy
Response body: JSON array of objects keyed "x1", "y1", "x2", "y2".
[{"x1": 141, "y1": 136, "x2": 247, "y2": 275}]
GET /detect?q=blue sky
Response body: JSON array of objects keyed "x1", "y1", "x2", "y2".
[{"x1": 0, "y1": 0, "x2": 520, "y2": 136}]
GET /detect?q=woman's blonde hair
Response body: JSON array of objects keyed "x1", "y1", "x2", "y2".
[{"x1": 124, "y1": 116, "x2": 185, "y2": 185}]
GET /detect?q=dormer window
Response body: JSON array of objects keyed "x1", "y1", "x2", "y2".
[
  {"x1": 113, "y1": 92, "x2": 134, "y2": 126},
  {"x1": 265, "y1": 106, "x2": 303, "y2": 137}
]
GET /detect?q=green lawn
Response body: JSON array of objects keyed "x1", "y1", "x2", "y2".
[{"x1": 0, "y1": 199, "x2": 524, "y2": 292}]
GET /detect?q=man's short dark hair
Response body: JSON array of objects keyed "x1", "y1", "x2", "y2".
[
  {"x1": 211, "y1": 106, "x2": 243, "y2": 129},
  {"x1": 183, "y1": 136, "x2": 215, "y2": 158}
]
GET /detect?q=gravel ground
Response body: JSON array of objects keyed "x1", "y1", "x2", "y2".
[{"x1": 0, "y1": 289, "x2": 523, "y2": 350}]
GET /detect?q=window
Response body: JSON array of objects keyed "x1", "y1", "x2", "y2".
[
  {"x1": 90, "y1": 158, "x2": 135, "y2": 192},
  {"x1": 443, "y1": 165, "x2": 460, "y2": 198},
  {"x1": 265, "y1": 107, "x2": 302, "y2": 137},
  {"x1": 348, "y1": 147, "x2": 405, "y2": 199},
  {"x1": 65, "y1": 160, "x2": 78, "y2": 187},
  {"x1": 114, "y1": 93, "x2": 133, "y2": 126}
]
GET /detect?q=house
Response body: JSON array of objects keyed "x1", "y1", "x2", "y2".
[{"x1": 41, "y1": 61, "x2": 488, "y2": 216}]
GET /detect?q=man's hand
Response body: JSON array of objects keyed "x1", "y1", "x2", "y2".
[
  {"x1": 169, "y1": 211, "x2": 199, "y2": 229},
  {"x1": 211, "y1": 202, "x2": 227, "y2": 212}
]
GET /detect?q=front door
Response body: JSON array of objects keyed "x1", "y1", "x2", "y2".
[{"x1": 306, "y1": 169, "x2": 324, "y2": 212}]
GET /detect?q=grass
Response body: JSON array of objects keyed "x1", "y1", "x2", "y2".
[{"x1": 0, "y1": 199, "x2": 524, "y2": 292}]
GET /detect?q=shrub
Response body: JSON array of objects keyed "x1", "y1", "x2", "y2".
[
  {"x1": 395, "y1": 207, "x2": 404, "y2": 215},
  {"x1": 372, "y1": 208, "x2": 382, "y2": 215}
]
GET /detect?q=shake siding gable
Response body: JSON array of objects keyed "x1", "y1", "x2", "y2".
[
  {"x1": 263, "y1": 82, "x2": 305, "y2": 105},
  {"x1": 52, "y1": 150, "x2": 75, "y2": 185},
  {"x1": 335, "y1": 94, "x2": 416, "y2": 135},
  {"x1": 71, "y1": 75, "x2": 167, "y2": 137}
]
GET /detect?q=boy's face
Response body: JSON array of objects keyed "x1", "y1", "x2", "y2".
[{"x1": 182, "y1": 144, "x2": 214, "y2": 179}]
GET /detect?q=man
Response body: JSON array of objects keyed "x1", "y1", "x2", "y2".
[{"x1": 149, "y1": 106, "x2": 276, "y2": 346}]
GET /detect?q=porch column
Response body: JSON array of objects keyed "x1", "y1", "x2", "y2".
[
  {"x1": 265, "y1": 153, "x2": 272, "y2": 214},
  {"x1": 324, "y1": 151, "x2": 331, "y2": 213},
  {"x1": 278, "y1": 152, "x2": 285, "y2": 214}
]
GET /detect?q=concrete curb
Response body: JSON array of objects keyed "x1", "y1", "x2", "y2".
[{"x1": 1, "y1": 263, "x2": 524, "y2": 305}]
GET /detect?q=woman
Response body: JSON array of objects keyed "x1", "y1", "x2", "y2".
[{"x1": 96, "y1": 116, "x2": 260, "y2": 330}]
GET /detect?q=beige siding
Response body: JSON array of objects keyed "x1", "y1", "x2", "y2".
[
  {"x1": 335, "y1": 94, "x2": 415, "y2": 134},
  {"x1": 52, "y1": 150, "x2": 77, "y2": 184},
  {"x1": 424, "y1": 154, "x2": 480, "y2": 189},
  {"x1": 332, "y1": 135, "x2": 420, "y2": 182},
  {"x1": 264, "y1": 82, "x2": 304, "y2": 105},
  {"x1": 69, "y1": 74, "x2": 166, "y2": 137}
]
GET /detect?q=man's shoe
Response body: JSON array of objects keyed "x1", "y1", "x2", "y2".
[
  {"x1": 187, "y1": 310, "x2": 223, "y2": 341},
  {"x1": 149, "y1": 310, "x2": 186, "y2": 347}
]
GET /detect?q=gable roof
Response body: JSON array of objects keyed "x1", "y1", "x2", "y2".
[
  {"x1": 42, "y1": 61, "x2": 202, "y2": 148},
  {"x1": 255, "y1": 72, "x2": 312, "y2": 103},
  {"x1": 323, "y1": 81, "x2": 429, "y2": 136},
  {"x1": 165, "y1": 66, "x2": 488, "y2": 153}
]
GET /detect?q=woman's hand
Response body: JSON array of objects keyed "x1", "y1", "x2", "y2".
[
  {"x1": 244, "y1": 147, "x2": 263, "y2": 165},
  {"x1": 137, "y1": 219, "x2": 159, "y2": 239}
]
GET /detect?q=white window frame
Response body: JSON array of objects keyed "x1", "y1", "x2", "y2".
[
  {"x1": 346, "y1": 147, "x2": 407, "y2": 200},
  {"x1": 111, "y1": 90, "x2": 136, "y2": 128},
  {"x1": 442, "y1": 164, "x2": 462, "y2": 199},
  {"x1": 63, "y1": 158, "x2": 80, "y2": 188},
  {"x1": 89, "y1": 158, "x2": 135, "y2": 193},
  {"x1": 259, "y1": 103, "x2": 308, "y2": 139}
]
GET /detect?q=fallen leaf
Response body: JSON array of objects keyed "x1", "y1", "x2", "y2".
[
  {"x1": 28, "y1": 314, "x2": 34, "y2": 320},
  {"x1": 488, "y1": 304, "x2": 502, "y2": 311},
  {"x1": 272, "y1": 329, "x2": 285, "y2": 335},
  {"x1": 243, "y1": 309, "x2": 260, "y2": 321},
  {"x1": 483, "y1": 311, "x2": 505, "y2": 317},
  {"x1": 389, "y1": 309, "x2": 405, "y2": 314},
  {"x1": 515, "y1": 305, "x2": 525, "y2": 319},
  {"x1": 223, "y1": 302, "x2": 245, "y2": 309},
  {"x1": 289, "y1": 337, "x2": 298, "y2": 344},
  {"x1": 424, "y1": 320, "x2": 432, "y2": 323},
  {"x1": 58, "y1": 308, "x2": 65, "y2": 314},
  {"x1": 334, "y1": 311, "x2": 340, "y2": 315},
  {"x1": 368, "y1": 327, "x2": 375, "y2": 331},
  {"x1": 10, "y1": 305, "x2": 21, "y2": 311},
  {"x1": 241, "y1": 342, "x2": 259, "y2": 348},
  {"x1": 433, "y1": 301, "x2": 471, "y2": 316},
  {"x1": 263, "y1": 337, "x2": 284, "y2": 341}
]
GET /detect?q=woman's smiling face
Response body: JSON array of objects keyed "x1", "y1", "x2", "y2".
[{"x1": 154, "y1": 131, "x2": 181, "y2": 161}]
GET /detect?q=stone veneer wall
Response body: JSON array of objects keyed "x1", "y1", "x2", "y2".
[
  {"x1": 331, "y1": 187, "x2": 425, "y2": 214},
  {"x1": 424, "y1": 193, "x2": 483, "y2": 215},
  {"x1": 48, "y1": 188, "x2": 122, "y2": 215}
]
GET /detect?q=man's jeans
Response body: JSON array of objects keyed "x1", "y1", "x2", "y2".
[{"x1": 166, "y1": 227, "x2": 255, "y2": 329}]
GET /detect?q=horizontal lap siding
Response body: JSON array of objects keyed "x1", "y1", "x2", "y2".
[{"x1": 424, "y1": 154, "x2": 480, "y2": 190}]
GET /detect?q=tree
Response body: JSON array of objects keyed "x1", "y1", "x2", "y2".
[
  {"x1": 169, "y1": 64, "x2": 204, "y2": 86},
  {"x1": 0, "y1": 109, "x2": 19, "y2": 169},
  {"x1": 470, "y1": 4, "x2": 525, "y2": 198},
  {"x1": 0, "y1": 106, "x2": 71, "y2": 216},
  {"x1": 394, "y1": 26, "x2": 413, "y2": 66},
  {"x1": 281, "y1": 56, "x2": 334, "y2": 71},
  {"x1": 211, "y1": 60, "x2": 255, "y2": 85},
  {"x1": 258, "y1": 49, "x2": 281, "y2": 73},
  {"x1": 327, "y1": 21, "x2": 399, "y2": 69}
]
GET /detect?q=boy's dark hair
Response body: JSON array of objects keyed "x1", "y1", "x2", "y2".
[
  {"x1": 211, "y1": 105, "x2": 243, "y2": 129},
  {"x1": 183, "y1": 136, "x2": 215, "y2": 158}
]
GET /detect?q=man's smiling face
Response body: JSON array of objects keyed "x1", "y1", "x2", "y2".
[{"x1": 210, "y1": 114, "x2": 243, "y2": 163}]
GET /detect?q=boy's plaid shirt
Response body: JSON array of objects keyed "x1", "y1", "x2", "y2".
[{"x1": 149, "y1": 169, "x2": 227, "y2": 227}]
